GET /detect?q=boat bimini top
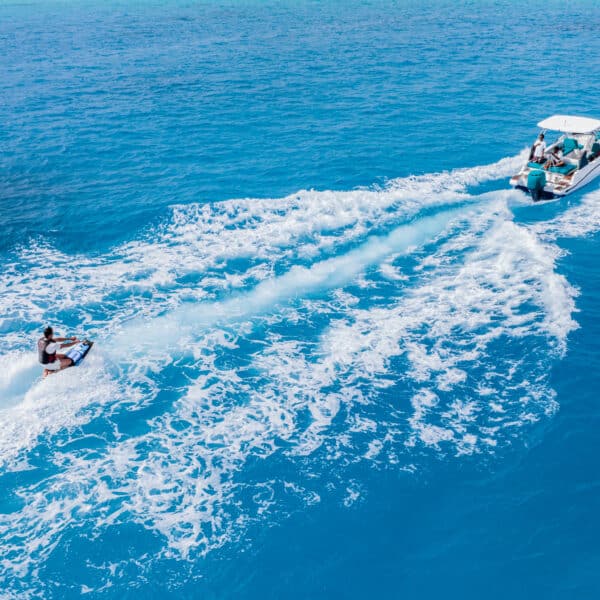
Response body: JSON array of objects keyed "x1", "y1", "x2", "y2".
[{"x1": 537, "y1": 114, "x2": 600, "y2": 135}]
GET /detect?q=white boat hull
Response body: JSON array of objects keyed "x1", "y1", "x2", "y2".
[{"x1": 510, "y1": 158, "x2": 600, "y2": 200}]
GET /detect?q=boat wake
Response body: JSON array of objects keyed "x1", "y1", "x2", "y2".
[{"x1": 1, "y1": 152, "x2": 597, "y2": 597}]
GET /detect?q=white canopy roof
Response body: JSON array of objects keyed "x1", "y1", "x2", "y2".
[{"x1": 537, "y1": 114, "x2": 600, "y2": 134}]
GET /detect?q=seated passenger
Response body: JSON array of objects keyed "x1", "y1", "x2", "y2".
[
  {"x1": 544, "y1": 146, "x2": 565, "y2": 170},
  {"x1": 530, "y1": 133, "x2": 546, "y2": 163}
]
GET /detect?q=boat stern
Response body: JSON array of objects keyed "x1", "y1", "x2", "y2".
[{"x1": 510, "y1": 165, "x2": 568, "y2": 200}]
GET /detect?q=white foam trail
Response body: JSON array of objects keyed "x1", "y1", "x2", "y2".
[
  {"x1": 0, "y1": 352, "x2": 135, "y2": 471},
  {"x1": 532, "y1": 188, "x2": 600, "y2": 240},
  {"x1": 245, "y1": 194, "x2": 575, "y2": 460},
  {"x1": 0, "y1": 152, "x2": 524, "y2": 339},
  {"x1": 0, "y1": 353, "x2": 40, "y2": 410},
  {"x1": 313, "y1": 198, "x2": 576, "y2": 454},
  {"x1": 115, "y1": 206, "x2": 465, "y2": 353},
  {"x1": 1, "y1": 190, "x2": 578, "y2": 588},
  {"x1": 4, "y1": 154, "x2": 577, "y2": 597},
  {"x1": 387, "y1": 150, "x2": 527, "y2": 192},
  {"x1": 0, "y1": 157, "x2": 521, "y2": 475}
]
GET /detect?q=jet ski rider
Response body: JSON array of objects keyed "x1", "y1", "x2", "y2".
[{"x1": 38, "y1": 326, "x2": 80, "y2": 376}]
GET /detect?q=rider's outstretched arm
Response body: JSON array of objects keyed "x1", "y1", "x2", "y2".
[{"x1": 58, "y1": 336, "x2": 79, "y2": 349}]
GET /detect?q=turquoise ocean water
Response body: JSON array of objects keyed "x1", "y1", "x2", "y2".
[{"x1": 1, "y1": 1, "x2": 600, "y2": 597}]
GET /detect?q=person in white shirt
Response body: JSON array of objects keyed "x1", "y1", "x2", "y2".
[
  {"x1": 37, "y1": 326, "x2": 80, "y2": 376},
  {"x1": 530, "y1": 133, "x2": 546, "y2": 163}
]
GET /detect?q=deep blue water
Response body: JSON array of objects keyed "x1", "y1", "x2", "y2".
[{"x1": 1, "y1": 1, "x2": 600, "y2": 598}]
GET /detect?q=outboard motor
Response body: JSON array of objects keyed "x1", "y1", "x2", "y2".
[{"x1": 527, "y1": 169, "x2": 546, "y2": 202}]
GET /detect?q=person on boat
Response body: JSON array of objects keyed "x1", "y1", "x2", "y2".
[
  {"x1": 530, "y1": 133, "x2": 546, "y2": 163},
  {"x1": 38, "y1": 326, "x2": 80, "y2": 376},
  {"x1": 544, "y1": 145, "x2": 565, "y2": 170}
]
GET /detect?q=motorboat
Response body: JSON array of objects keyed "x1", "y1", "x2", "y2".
[{"x1": 510, "y1": 115, "x2": 600, "y2": 201}]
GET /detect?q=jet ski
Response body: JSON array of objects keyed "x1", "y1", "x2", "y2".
[{"x1": 64, "y1": 339, "x2": 94, "y2": 367}]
